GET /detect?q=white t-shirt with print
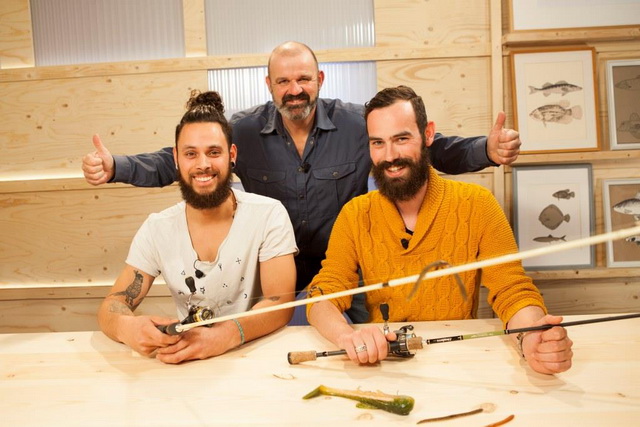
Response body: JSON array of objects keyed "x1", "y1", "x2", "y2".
[{"x1": 126, "y1": 189, "x2": 298, "y2": 319}]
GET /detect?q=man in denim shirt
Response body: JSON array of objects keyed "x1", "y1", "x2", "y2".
[{"x1": 82, "y1": 42, "x2": 521, "y2": 319}]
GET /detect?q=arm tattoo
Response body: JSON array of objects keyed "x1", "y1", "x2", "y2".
[{"x1": 109, "y1": 270, "x2": 144, "y2": 311}]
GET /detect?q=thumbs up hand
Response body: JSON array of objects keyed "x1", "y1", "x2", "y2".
[
  {"x1": 487, "y1": 112, "x2": 521, "y2": 166},
  {"x1": 82, "y1": 134, "x2": 115, "y2": 185}
]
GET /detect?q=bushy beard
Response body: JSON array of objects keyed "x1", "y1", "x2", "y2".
[
  {"x1": 276, "y1": 91, "x2": 317, "y2": 121},
  {"x1": 372, "y1": 145, "x2": 431, "y2": 202},
  {"x1": 178, "y1": 165, "x2": 233, "y2": 210}
]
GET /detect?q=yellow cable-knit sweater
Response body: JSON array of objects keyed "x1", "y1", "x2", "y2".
[{"x1": 307, "y1": 168, "x2": 546, "y2": 325}]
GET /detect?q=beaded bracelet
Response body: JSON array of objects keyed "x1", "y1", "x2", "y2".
[{"x1": 232, "y1": 318, "x2": 245, "y2": 346}]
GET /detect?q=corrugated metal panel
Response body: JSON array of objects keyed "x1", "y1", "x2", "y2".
[
  {"x1": 30, "y1": 0, "x2": 185, "y2": 66},
  {"x1": 204, "y1": 0, "x2": 375, "y2": 55},
  {"x1": 208, "y1": 62, "x2": 376, "y2": 118}
]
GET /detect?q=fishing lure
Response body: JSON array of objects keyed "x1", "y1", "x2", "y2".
[{"x1": 302, "y1": 385, "x2": 415, "y2": 416}]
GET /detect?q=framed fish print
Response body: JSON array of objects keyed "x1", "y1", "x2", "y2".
[
  {"x1": 511, "y1": 47, "x2": 600, "y2": 154},
  {"x1": 606, "y1": 59, "x2": 640, "y2": 150},
  {"x1": 512, "y1": 164, "x2": 594, "y2": 270},
  {"x1": 602, "y1": 178, "x2": 640, "y2": 268}
]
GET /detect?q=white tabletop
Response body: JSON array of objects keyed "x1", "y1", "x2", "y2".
[{"x1": 1, "y1": 315, "x2": 638, "y2": 426}]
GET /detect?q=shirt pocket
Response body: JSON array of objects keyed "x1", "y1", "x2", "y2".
[
  {"x1": 245, "y1": 168, "x2": 287, "y2": 200},
  {"x1": 312, "y1": 162, "x2": 357, "y2": 217}
]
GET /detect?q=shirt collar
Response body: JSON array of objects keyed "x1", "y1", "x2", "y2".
[{"x1": 260, "y1": 99, "x2": 337, "y2": 135}]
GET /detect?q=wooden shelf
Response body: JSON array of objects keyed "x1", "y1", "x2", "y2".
[
  {"x1": 503, "y1": 26, "x2": 640, "y2": 48},
  {"x1": 527, "y1": 267, "x2": 640, "y2": 281},
  {"x1": 509, "y1": 149, "x2": 640, "y2": 166}
]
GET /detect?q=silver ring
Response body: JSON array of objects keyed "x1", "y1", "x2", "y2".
[{"x1": 354, "y1": 345, "x2": 367, "y2": 353}]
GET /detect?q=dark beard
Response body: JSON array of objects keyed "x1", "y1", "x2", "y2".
[
  {"x1": 372, "y1": 145, "x2": 431, "y2": 202},
  {"x1": 178, "y1": 167, "x2": 233, "y2": 210},
  {"x1": 277, "y1": 91, "x2": 317, "y2": 121}
]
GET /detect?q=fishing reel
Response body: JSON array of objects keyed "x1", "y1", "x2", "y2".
[
  {"x1": 157, "y1": 276, "x2": 214, "y2": 335},
  {"x1": 388, "y1": 325, "x2": 418, "y2": 358},
  {"x1": 380, "y1": 303, "x2": 419, "y2": 358}
]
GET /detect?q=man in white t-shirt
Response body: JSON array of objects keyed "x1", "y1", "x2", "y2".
[{"x1": 98, "y1": 91, "x2": 298, "y2": 364}]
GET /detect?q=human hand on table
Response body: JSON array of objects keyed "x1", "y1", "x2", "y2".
[
  {"x1": 155, "y1": 322, "x2": 237, "y2": 364},
  {"x1": 118, "y1": 315, "x2": 182, "y2": 357},
  {"x1": 521, "y1": 314, "x2": 574, "y2": 374},
  {"x1": 336, "y1": 325, "x2": 398, "y2": 364}
]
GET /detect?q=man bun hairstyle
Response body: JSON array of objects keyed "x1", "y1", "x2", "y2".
[
  {"x1": 364, "y1": 85, "x2": 428, "y2": 137},
  {"x1": 175, "y1": 90, "x2": 233, "y2": 147}
]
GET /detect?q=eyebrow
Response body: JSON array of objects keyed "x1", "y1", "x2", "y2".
[{"x1": 368, "y1": 130, "x2": 413, "y2": 141}]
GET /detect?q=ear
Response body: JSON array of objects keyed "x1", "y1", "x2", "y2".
[
  {"x1": 173, "y1": 146, "x2": 178, "y2": 169},
  {"x1": 317, "y1": 70, "x2": 325, "y2": 90},
  {"x1": 230, "y1": 144, "x2": 238, "y2": 164},
  {"x1": 424, "y1": 121, "x2": 436, "y2": 147},
  {"x1": 265, "y1": 75, "x2": 273, "y2": 94}
]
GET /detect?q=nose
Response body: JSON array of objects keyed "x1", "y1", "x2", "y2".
[
  {"x1": 383, "y1": 143, "x2": 399, "y2": 163},
  {"x1": 195, "y1": 153, "x2": 209, "y2": 169},
  {"x1": 288, "y1": 80, "x2": 304, "y2": 95}
]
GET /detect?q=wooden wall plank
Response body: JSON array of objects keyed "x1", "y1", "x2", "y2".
[
  {"x1": 0, "y1": 0, "x2": 34, "y2": 68},
  {"x1": 0, "y1": 296, "x2": 175, "y2": 333},
  {"x1": 0, "y1": 70, "x2": 207, "y2": 179},
  {"x1": 376, "y1": 57, "x2": 493, "y2": 137},
  {"x1": 0, "y1": 186, "x2": 180, "y2": 285},
  {"x1": 375, "y1": 0, "x2": 490, "y2": 47},
  {"x1": 183, "y1": 0, "x2": 207, "y2": 58}
]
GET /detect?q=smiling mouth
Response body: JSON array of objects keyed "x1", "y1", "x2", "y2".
[{"x1": 193, "y1": 174, "x2": 215, "y2": 184}]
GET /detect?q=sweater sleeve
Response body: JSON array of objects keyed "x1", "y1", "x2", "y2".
[
  {"x1": 477, "y1": 192, "x2": 546, "y2": 325},
  {"x1": 305, "y1": 200, "x2": 362, "y2": 316}
]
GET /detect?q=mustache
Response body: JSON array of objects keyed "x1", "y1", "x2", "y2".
[
  {"x1": 375, "y1": 158, "x2": 414, "y2": 170},
  {"x1": 282, "y1": 92, "x2": 310, "y2": 103}
]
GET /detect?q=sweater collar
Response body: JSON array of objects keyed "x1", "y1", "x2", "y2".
[{"x1": 376, "y1": 167, "x2": 445, "y2": 250}]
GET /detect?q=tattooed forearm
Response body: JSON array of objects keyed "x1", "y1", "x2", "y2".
[
  {"x1": 110, "y1": 270, "x2": 144, "y2": 311},
  {"x1": 107, "y1": 300, "x2": 134, "y2": 315}
]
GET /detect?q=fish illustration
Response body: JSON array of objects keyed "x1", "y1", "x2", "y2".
[
  {"x1": 533, "y1": 234, "x2": 566, "y2": 243},
  {"x1": 617, "y1": 112, "x2": 640, "y2": 140},
  {"x1": 615, "y1": 75, "x2": 640, "y2": 91},
  {"x1": 553, "y1": 189, "x2": 575, "y2": 200},
  {"x1": 530, "y1": 100, "x2": 582, "y2": 127},
  {"x1": 625, "y1": 235, "x2": 640, "y2": 246},
  {"x1": 538, "y1": 204, "x2": 570, "y2": 230},
  {"x1": 529, "y1": 80, "x2": 582, "y2": 96},
  {"x1": 613, "y1": 194, "x2": 640, "y2": 220}
]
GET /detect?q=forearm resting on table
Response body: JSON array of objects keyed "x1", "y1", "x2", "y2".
[
  {"x1": 308, "y1": 300, "x2": 354, "y2": 346},
  {"x1": 239, "y1": 297, "x2": 294, "y2": 343},
  {"x1": 97, "y1": 297, "x2": 135, "y2": 343}
]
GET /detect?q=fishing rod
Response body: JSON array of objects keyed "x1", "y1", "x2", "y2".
[
  {"x1": 287, "y1": 313, "x2": 640, "y2": 364},
  {"x1": 157, "y1": 224, "x2": 640, "y2": 335}
]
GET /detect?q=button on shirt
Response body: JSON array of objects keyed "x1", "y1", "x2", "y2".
[{"x1": 232, "y1": 99, "x2": 370, "y2": 260}]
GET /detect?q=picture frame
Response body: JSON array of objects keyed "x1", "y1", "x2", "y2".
[
  {"x1": 509, "y1": 0, "x2": 640, "y2": 32},
  {"x1": 606, "y1": 59, "x2": 640, "y2": 150},
  {"x1": 602, "y1": 179, "x2": 640, "y2": 268},
  {"x1": 511, "y1": 47, "x2": 600, "y2": 154},
  {"x1": 512, "y1": 164, "x2": 594, "y2": 270}
]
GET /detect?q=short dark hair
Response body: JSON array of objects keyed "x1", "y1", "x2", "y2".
[
  {"x1": 364, "y1": 86, "x2": 428, "y2": 136},
  {"x1": 175, "y1": 90, "x2": 232, "y2": 148}
]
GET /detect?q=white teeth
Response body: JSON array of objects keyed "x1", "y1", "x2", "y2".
[{"x1": 194, "y1": 175, "x2": 213, "y2": 182}]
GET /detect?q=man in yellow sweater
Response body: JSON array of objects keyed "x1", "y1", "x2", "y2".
[{"x1": 306, "y1": 86, "x2": 573, "y2": 375}]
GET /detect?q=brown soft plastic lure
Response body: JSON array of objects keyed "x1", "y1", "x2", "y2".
[{"x1": 302, "y1": 385, "x2": 415, "y2": 416}]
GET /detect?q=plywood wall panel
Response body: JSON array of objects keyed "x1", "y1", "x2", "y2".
[
  {"x1": 0, "y1": 70, "x2": 207, "y2": 179},
  {"x1": 0, "y1": 186, "x2": 181, "y2": 285},
  {"x1": 0, "y1": 295, "x2": 176, "y2": 333},
  {"x1": 376, "y1": 58, "x2": 492, "y2": 137},
  {"x1": 0, "y1": 0, "x2": 34, "y2": 68},
  {"x1": 375, "y1": 0, "x2": 490, "y2": 47}
]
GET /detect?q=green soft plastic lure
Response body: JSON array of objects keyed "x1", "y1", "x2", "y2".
[{"x1": 302, "y1": 385, "x2": 415, "y2": 416}]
